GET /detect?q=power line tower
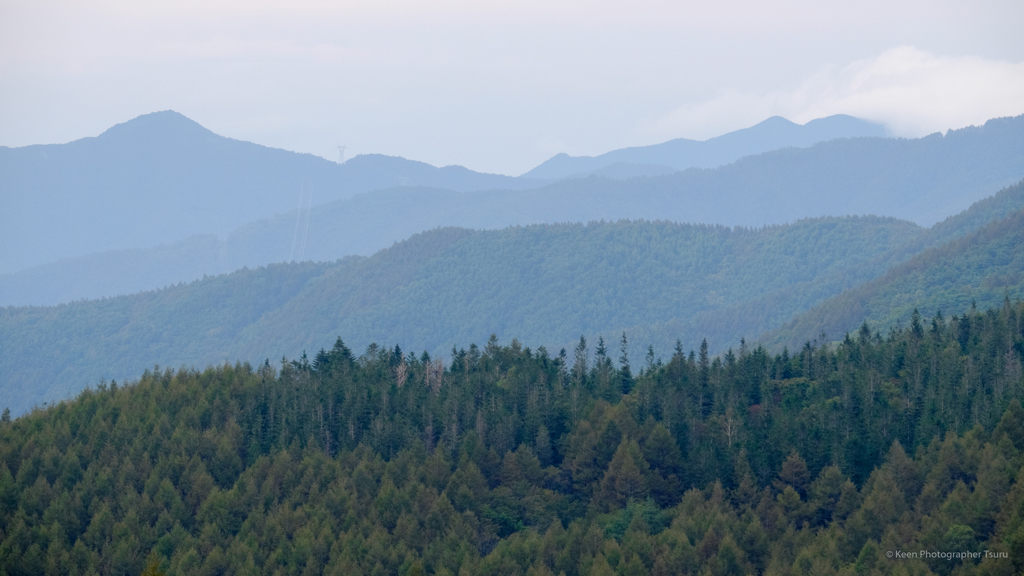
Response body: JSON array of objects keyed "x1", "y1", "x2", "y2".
[{"x1": 336, "y1": 145, "x2": 347, "y2": 164}]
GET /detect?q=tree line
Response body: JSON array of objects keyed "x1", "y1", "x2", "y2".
[{"x1": 1, "y1": 299, "x2": 1023, "y2": 574}]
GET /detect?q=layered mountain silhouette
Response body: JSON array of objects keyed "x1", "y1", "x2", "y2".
[
  {"x1": 4, "y1": 115, "x2": 1024, "y2": 306},
  {"x1": 1, "y1": 111, "x2": 896, "y2": 277},
  {"x1": 522, "y1": 114, "x2": 888, "y2": 179},
  {"x1": 0, "y1": 111, "x2": 540, "y2": 274}
]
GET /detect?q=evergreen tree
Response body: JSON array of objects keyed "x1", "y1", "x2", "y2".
[{"x1": 619, "y1": 332, "x2": 633, "y2": 395}]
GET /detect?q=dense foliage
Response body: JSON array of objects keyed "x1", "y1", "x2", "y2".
[{"x1": 2, "y1": 300, "x2": 1023, "y2": 575}]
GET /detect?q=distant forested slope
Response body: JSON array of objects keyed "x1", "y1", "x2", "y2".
[
  {"x1": 0, "y1": 235, "x2": 231, "y2": 305},
  {"x1": 7, "y1": 176, "x2": 1024, "y2": 413},
  {"x1": 1, "y1": 300, "x2": 1023, "y2": 575},
  {"x1": 762, "y1": 201, "x2": 1024, "y2": 352},
  {"x1": 230, "y1": 216, "x2": 919, "y2": 362},
  {"x1": 0, "y1": 217, "x2": 921, "y2": 416},
  {"x1": 0, "y1": 262, "x2": 333, "y2": 415}
]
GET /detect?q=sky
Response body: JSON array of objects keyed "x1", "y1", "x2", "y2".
[{"x1": 2, "y1": 0, "x2": 1023, "y2": 175}]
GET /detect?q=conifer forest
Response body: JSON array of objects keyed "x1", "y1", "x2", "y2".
[{"x1": 2, "y1": 301, "x2": 1024, "y2": 575}]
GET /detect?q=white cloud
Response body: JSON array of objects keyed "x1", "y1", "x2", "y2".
[
  {"x1": 650, "y1": 47, "x2": 1024, "y2": 140},
  {"x1": 789, "y1": 47, "x2": 1024, "y2": 136}
]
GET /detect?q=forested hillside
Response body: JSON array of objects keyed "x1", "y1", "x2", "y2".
[
  {"x1": 7, "y1": 172, "x2": 1024, "y2": 417},
  {"x1": 861, "y1": 178, "x2": 1024, "y2": 271},
  {"x1": 2, "y1": 300, "x2": 1023, "y2": 575},
  {"x1": 0, "y1": 217, "x2": 923, "y2": 416},
  {"x1": 0, "y1": 262, "x2": 334, "y2": 417},
  {"x1": 764, "y1": 196, "x2": 1024, "y2": 352}
]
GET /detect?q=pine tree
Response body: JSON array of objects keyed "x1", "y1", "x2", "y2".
[
  {"x1": 535, "y1": 425, "x2": 553, "y2": 467},
  {"x1": 993, "y1": 399, "x2": 1024, "y2": 450},
  {"x1": 774, "y1": 451, "x2": 810, "y2": 497},
  {"x1": 573, "y1": 336, "x2": 589, "y2": 386},
  {"x1": 699, "y1": 338, "x2": 711, "y2": 417},
  {"x1": 597, "y1": 440, "x2": 650, "y2": 511},
  {"x1": 619, "y1": 332, "x2": 633, "y2": 394}
]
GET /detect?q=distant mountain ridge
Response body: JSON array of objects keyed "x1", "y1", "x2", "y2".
[
  {"x1": 4, "y1": 115, "x2": 1023, "y2": 306},
  {"x1": 1, "y1": 110, "x2": 895, "y2": 276},
  {"x1": 521, "y1": 114, "x2": 888, "y2": 179},
  {"x1": 0, "y1": 111, "x2": 543, "y2": 274}
]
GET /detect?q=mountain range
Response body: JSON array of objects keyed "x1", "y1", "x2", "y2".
[
  {"x1": 0, "y1": 111, "x2": 888, "y2": 276},
  {"x1": 4, "y1": 114, "x2": 1024, "y2": 306},
  {"x1": 521, "y1": 114, "x2": 887, "y2": 179},
  {"x1": 0, "y1": 111, "x2": 539, "y2": 274}
]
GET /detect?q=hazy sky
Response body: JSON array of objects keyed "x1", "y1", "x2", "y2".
[{"x1": 2, "y1": 0, "x2": 1023, "y2": 175}]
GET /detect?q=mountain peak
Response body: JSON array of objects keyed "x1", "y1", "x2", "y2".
[
  {"x1": 97, "y1": 110, "x2": 215, "y2": 141},
  {"x1": 750, "y1": 116, "x2": 798, "y2": 128}
]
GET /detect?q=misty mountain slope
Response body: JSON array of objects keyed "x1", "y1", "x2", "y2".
[
  {"x1": 760, "y1": 203, "x2": 1024, "y2": 352},
  {"x1": 0, "y1": 111, "x2": 542, "y2": 274},
  {"x1": 1, "y1": 110, "x2": 884, "y2": 276},
  {"x1": 522, "y1": 114, "x2": 887, "y2": 179},
  {"x1": 0, "y1": 216, "x2": 921, "y2": 416},
  {"x1": 0, "y1": 186, "x2": 536, "y2": 306},
  {"x1": 858, "y1": 177, "x2": 1024, "y2": 269},
  {"x1": 0, "y1": 261, "x2": 335, "y2": 416},
  {"x1": 577, "y1": 162, "x2": 680, "y2": 179},
  {"x1": 0, "y1": 235, "x2": 229, "y2": 305},
  {"x1": 272, "y1": 115, "x2": 1024, "y2": 244}
]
